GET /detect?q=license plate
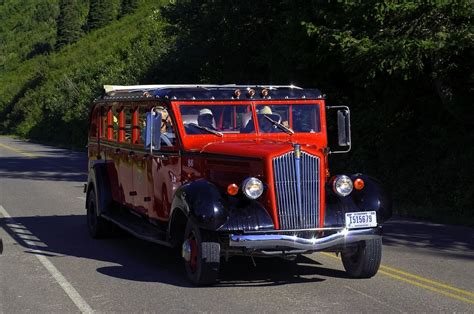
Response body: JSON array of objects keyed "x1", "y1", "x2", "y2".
[{"x1": 345, "y1": 211, "x2": 377, "y2": 229}]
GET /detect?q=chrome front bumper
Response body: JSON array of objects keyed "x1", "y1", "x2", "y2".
[{"x1": 229, "y1": 227, "x2": 382, "y2": 251}]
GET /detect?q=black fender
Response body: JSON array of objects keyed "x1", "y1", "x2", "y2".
[
  {"x1": 86, "y1": 161, "x2": 113, "y2": 216},
  {"x1": 170, "y1": 179, "x2": 229, "y2": 231},
  {"x1": 218, "y1": 199, "x2": 274, "y2": 232},
  {"x1": 325, "y1": 174, "x2": 392, "y2": 227},
  {"x1": 170, "y1": 179, "x2": 275, "y2": 232}
]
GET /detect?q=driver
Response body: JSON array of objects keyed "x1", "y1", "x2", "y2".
[{"x1": 197, "y1": 108, "x2": 216, "y2": 130}]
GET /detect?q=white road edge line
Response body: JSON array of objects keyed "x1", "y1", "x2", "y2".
[{"x1": 0, "y1": 205, "x2": 94, "y2": 314}]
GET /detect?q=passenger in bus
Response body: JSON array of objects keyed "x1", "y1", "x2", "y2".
[
  {"x1": 241, "y1": 106, "x2": 280, "y2": 133},
  {"x1": 185, "y1": 108, "x2": 217, "y2": 134},
  {"x1": 197, "y1": 108, "x2": 217, "y2": 130},
  {"x1": 157, "y1": 108, "x2": 174, "y2": 146}
]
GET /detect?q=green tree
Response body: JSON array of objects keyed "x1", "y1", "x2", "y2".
[
  {"x1": 56, "y1": 0, "x2": 83, "y2": 49},
  {"x1": 120, "y1": 0, "x2": 139, "y2": 17},
  {"x1": 86, "y1": 0, "x2": 115, "y2": 31}
]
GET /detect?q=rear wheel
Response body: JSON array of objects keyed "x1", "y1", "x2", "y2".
[
  {"x1": 86, "y1": 189, "x2": 114, "y2": 239},
  {"x1": 182, "y1": 219, "x2": 220, "y2": 286},
  {"x1": 341, "y1": 238, "x2": 382, "y2": 278}
]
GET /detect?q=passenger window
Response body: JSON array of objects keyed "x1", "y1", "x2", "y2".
[
  {"x1": 138, "y1": 107, "x2": 148, "y2": 145},
  {"x1": 100, "y1": 107, "x2": 108, "y2": 139},
  {"x1": 111, "y1": 105, "x2": 120, "y2": 141},
  {"x1": 155, "y1": 106, "x2": 176, "y2": 147},
  {"x1": 124, "y1": 108, "x2": 132, "y2": 143}
]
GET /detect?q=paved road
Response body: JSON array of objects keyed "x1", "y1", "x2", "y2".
[{"x1": 0, "y1": 135, "x2": 473, "y2": 313}]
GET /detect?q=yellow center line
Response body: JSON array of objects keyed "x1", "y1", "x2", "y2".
[
  {"x1": 0, "y1": 142, "x2": 43, "y2": 158},
  {"x1": 379, "y1": 264, "x2": 474, "y2": 298},
  {"x1": 379, "y1": 270, "x2": 474, "y2": 305},
  {"x1": 0, "y1": 140, "x2": 88, "y2": 176},
  {"x1": 320, "y1": 252, "x2": 474, "y2": 304}
]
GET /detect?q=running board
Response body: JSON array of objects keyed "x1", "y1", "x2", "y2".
[{"x1": 102, "y1": 210, "x2": 172, "y2": 247}]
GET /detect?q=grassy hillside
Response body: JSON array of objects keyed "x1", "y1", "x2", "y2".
[
  {"x1": 0, "y1": 0, "x2": 59, "y2": 71},
  {"x1": 0, "y1": 0, "x2": 169, "y2": 147}
]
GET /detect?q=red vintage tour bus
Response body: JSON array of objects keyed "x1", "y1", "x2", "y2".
[{"x1": 86, "y1": 84, "x2": 391, "y2": 285}]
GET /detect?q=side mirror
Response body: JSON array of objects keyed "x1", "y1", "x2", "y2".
[
  {"x1": 326, "y1": 105, "x2": 351, "y2": 154},
  {"x1": 145, "y1": 110, "x2": 162, "y2": 152},
  {"x1": 337, "y1": 109, "x2": 351, "y2": 146}
]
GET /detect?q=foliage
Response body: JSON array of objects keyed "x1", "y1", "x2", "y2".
[
  {"x1": 86, "y1": 0, "x2": 120, "y2": 31},
  {"x1": 0, "y1": 0, "x2": 472, "y2": 223},
  {"x1": 158, "y1": 0, "x2": 473, "y2": 221},
  {"x1": 0, "y1": 0, "x2": 169, "y2": 148},
  {"x1": 120, "y1": 0, "x2": 139, "y2": 17},
  {"x1": 0, "y1": 0, "x2": 59, "y2": 71},
  {"x1": 56, "y1": 0, "x2": 83, "y2": 49}
]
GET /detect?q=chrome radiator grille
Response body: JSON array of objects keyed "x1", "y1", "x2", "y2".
[{"x1": 273, "y1": 150, "x2": 320, "y2": 229}]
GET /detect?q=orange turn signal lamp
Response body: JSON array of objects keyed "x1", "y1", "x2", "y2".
[
  {"x1": 227, "y1": 183, "x2": 239, "y2": 196},
  {"x1": 354, "y1": 178, "x2": 365, "y2": 190}
]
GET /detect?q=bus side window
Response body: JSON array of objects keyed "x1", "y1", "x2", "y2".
[
  {"x1": 100, "y1": 106, "x2": 107, "y2": 139},
  {"x1": 123, "y1": 108, "x2": 132, "y2": 143},
  {"x1": 111, "y1": 105, "x2": 120, "y2": 141},
  {"x1": 138, "y1": 107, "x2": 148, "y2": 145}
]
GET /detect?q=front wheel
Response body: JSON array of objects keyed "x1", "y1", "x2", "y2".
[
  {"x1": 182, "y1": 219, "x2": 220, "y2": 286},
  {"x1": 341, "y1": 238, "x2": 382, "y2": 278}
]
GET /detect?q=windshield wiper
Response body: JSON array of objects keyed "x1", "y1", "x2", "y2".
[
  {"x1": 189, "y1": 123, "x2": 223, "y2": 137},
  {"x1": 264, "y1": 115, "x2": 294, "y2": 135}
]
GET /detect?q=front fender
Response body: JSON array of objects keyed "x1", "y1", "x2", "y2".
[
  {"x1": 325, "y1": 174, "x2": 392, "y2": 227},
  {"x1": 170, "y1": 179, "x2": 229, "y2": 230}
]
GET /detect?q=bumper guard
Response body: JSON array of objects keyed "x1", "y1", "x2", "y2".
[{"x1": 229, "y1": 227, "x2": 382, "y2": 251}]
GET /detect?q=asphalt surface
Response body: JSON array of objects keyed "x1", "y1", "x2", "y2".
[{"x1": 0, "y1": 135, "x2": 473, "y2": 313}]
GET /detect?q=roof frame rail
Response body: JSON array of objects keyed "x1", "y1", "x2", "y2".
[{"x1": 103, "y1": 84, "x2": 303, "y2": 95}]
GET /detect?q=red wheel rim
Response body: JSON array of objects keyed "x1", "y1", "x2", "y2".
[{"x1": 188, "y1": 233, "x2": 198, "y2": 272}]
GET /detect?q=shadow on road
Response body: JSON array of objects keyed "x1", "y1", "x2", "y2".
[
  {"x1": 0, "y1": 156, "x2": 87, "y2": 182},
  {"x1": 383, "y1": 217, "x2": 474, "y2": 260},
  {"x1": 0, "y1": 215, "x2": 348, "y2": 287},
  {"x1": 2, "y1": 214, "x2": 472, "y2": 287}
]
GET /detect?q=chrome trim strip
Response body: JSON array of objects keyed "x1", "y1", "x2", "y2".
[
  {"x1": 229, "y1": 227, "x2": 382, "y2": 251},
  {"x1": 243, "y1": 227, "x2": 344, "y2": 234},
  {"x1": 294, "y1": 145, "x2": 303, "y2": 227}
]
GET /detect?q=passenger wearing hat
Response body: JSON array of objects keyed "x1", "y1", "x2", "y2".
[
  {"x1": 197, "y1": 108, "x2": 216, "y2": 130},
  {"x1": 160, "y1": 108, "x2": 172, "y2": 133},
  {"x1": 257, "y1": 106, "x2": 280, "y2": 133}
]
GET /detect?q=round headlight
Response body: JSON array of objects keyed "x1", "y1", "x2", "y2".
[
  {"x1": 333, "y1": 175, "x2": 353, "y2": 197},
  {"x1": 242, "y1": 177, "x2": 264, "y2": 199}
]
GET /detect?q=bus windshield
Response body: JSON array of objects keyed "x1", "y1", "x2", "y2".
[{"x1": 178, "y1": 103, "x2": 320, "y2": 135}]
